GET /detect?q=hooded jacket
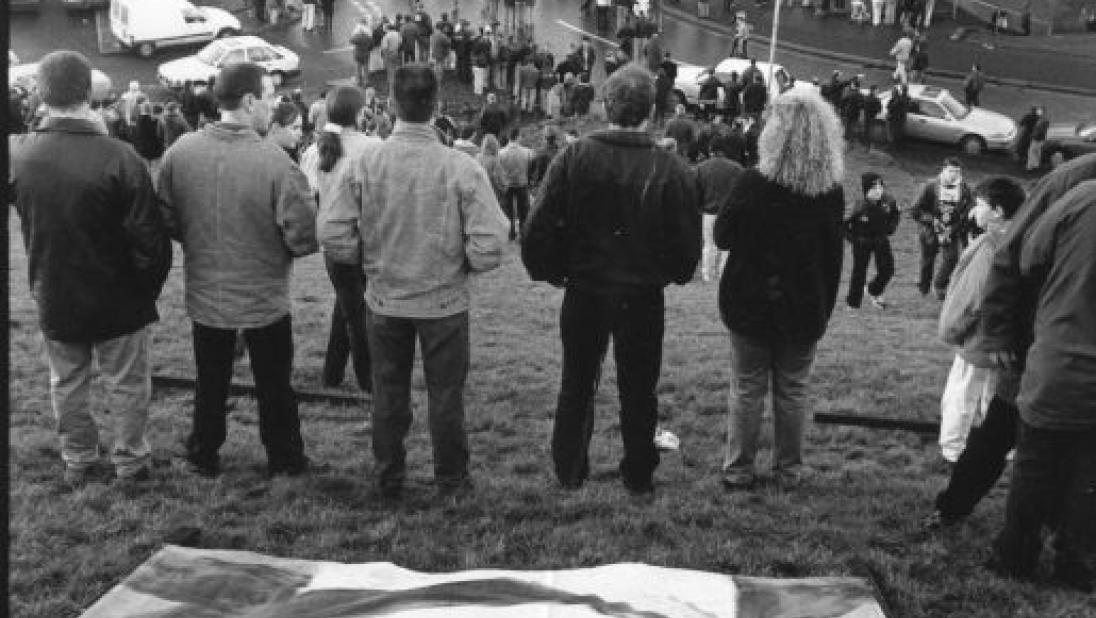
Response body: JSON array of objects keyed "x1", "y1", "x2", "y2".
[
  {"x1": 522, "y1": 128, "x2": 701, "y2": 293},
  {"x1": 845, "y1": 172, "x2": 900, "y2": 241}
]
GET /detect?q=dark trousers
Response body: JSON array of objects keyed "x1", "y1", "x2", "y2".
[
  {"x1": 187, "y1": 315, "x2": 306, "y2": 473},
  {"x1": 993, "y1": 421, "x2": 1096, "y2": 576},
  {"x1": 847, "y1": 238, "x2": 894, "y2": 307},
  {"x1": 936, "y1": 395, "x2": 1018, "y2": 520},
  {"x1": 553, "y1": 287, "x2": 664, "y2": 490},
  {"x1": 502, "y1": 186, "x2": 530, "y2": 238},
  {"x1": 365, "y1": 308, "x2": 470, "y2": 491},
  {"x1": 918, "y1": 235, "x2": 960, "y2": 296},
  {"x1": 322, "y1": 255, "x2": 372, "y2": 391}
]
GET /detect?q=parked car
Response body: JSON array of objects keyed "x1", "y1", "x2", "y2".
[
  {"x1": 873, "y1": 85, "x2": 1017, "y2": 155},
  {"x1": 673, "y1": 57, "x2": 816, "y2": 108},
  {"x1": 110, "y1": 0, "x2": 242, "y2": 59},
  {"x1": 9, "y1": 61, "x2": 113, "y2": 102},
  {"x1": 64, "y1": 0, "x2": 111, "y2": 11},
  {"x1": 158, "y1": 36, "x2": 300, "y2": 88},
  {"x1": 1042, "y1": 121, "x2": 1096, "y2": 168}
]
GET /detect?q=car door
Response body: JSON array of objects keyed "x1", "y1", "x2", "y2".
[{"x1": 906, "y1": 99, "x2": 952, "y2": 144}]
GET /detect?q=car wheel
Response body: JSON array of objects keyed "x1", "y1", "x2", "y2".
[
  {"x1": 1048, "y1": 150, "x2": 1068, "y2": 168},
  {"x1": 270, "y1": 71, "x2": 285, "y2": 87},
  {"x1": 136, "y1": 42, "x2": 155, "y2": 59},
  {"x1": 959, "y1": 135, "x2": 986, "y2": 156}
]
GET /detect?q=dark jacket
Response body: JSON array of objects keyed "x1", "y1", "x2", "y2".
[
  {"x1": 910, "y1": 177, "x2": 974, "y2": 245},
  {"x1": 10, "y1": 117, "x2": 171, "y2": 342},
  {"x1": 1016, "y1": 179, "x2": 1096, "y2": 429},
  {"x1": 522, "y1": 129, "x2": 701, "y2": 293},
  {"x1": 742, "y1": 82, "x2": 768, "y2": 114},
  {"x1": 713, "y1": 168, "x2": 844, "y2": 344},
  {"x1": 845, "y1": 195, "x2": 900, "y2": 241},
  {"x1": 132, "y1": 114, "x2": 164, "y2": 160},
  {"x1": 696, "y1": 156, "x2": 744, "y2": 215}
]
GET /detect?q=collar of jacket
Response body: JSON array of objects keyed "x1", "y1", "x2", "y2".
[
  {"x1": 586, "y1": 128, "x2": 656, "y2": 148},
  {"x1": 37, "y1": 116, "x2": 108, "y2": 136},
  {"x1": 204, "y1": 122, "x2": 262, "y2": 141},
  {"x1": 391, "y1": 120, "x2": 442, "y2": 142}
]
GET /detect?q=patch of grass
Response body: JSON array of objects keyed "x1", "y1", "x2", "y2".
[{"x1": 8, "y1": 144, "x2": 1095, "y2": 618}]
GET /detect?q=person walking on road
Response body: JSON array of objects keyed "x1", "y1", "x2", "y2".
[
  {"x1": 1026, "y1": 106, "x2": 1049, "y2": 171},
  {"x1": 351, "y1": 18, "x2": 375, "y2": 87},
  {"x1": 963, "y1": 63, "x2": 986, "y2": 107},
  {"x1": 10, "y1": 51, "x2": 173, "y2": 488},
  {"x1": 889, "y1": 33, "x2": 913, "y2": 84},
  {"x1": 158, "y1": 63, "x2": 319, "y2": 479},
  {"x1": 886, "y1": 84, "x2": 908, "y2": 146}
]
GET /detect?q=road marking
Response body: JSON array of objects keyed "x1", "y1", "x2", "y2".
[{"x1": 554, "y1": 19, "x2": 619, "y2": 48}]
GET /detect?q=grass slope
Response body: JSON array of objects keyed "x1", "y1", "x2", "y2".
[{"x1": 8, "y1": 140, "x2": 1094, "y2": 618}]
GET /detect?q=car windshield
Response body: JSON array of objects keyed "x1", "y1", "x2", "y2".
[
  {"x1": 196, "y1": 42, "x2": 225, "y2": 65},
  {"x1": 939, "y1": 93, "x2": 970, "y2": 120}
]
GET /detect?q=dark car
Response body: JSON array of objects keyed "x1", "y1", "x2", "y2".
[{"x1": 1043, "y1": 121, "x2": 1096, "y2": 168}]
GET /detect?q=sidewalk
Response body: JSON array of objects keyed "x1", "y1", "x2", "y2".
[{"x1": 660, "y1": 0, "x2": 1096, "y2": 95}]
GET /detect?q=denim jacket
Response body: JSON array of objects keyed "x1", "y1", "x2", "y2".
[{"x1": 323, "y1": 121, "x2": 508, "y2": 318}]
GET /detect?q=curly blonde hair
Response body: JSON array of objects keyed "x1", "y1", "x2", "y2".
[{"x1": 757, "y1": 90, "x2": 845, "y2": 197}]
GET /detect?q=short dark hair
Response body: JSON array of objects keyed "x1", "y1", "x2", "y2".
[
  {"x1": 975, "y1": 176, "x2": 1026, "y2": 219},
  {"x1": 602, "y1": 63, "x2": 655, "y2": 128},
  {"x1": 37, "y1": 50, "x2": 92, "y2": 108},
  {"x1": 508, "y1": 127, "x2": 520, "y2": 141},
  {"x1": 392, "y1": 64, "x2": 437, "y2": 122},
  {"x1": 213, "y1": 62, "x2": 266, "y2": 111},
  {"x1": 942, "y1": 156, "x2": 962, "y2": 169}
]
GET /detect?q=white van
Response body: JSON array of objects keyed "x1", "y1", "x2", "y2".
[{"x1": 110, "y1": 0, "x2": 242, "y2": 58}]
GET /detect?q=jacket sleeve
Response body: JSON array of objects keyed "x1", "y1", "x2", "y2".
[
  {"x1": 156, "y1": 146, "x2": 183, "y2": 242},
  {"x1": 460, "y1": 160, "x2": 509, "y2": 273},
  {"x1": 120, "y1": 148, "x2": 172, "y2": 301},
  {"x1": 521, "y1": 145, "x2": 571, "y2": 285},
  {"x1": 662, "y1": 161, "x2": 702, "y2": 285},
  {"x1": 821, "y1": 188, "x2": 845, "y2": 318},
  {"x1": 939, "y1": 238, "x2": 990, "y2": 345},
  {"x1": 276, "y1": 161, "x2": 320, "y2": 258},
  {"x1": 317, "y1": 165, "x2": 363, "y2": 266},
  {"x1": 909, "y1": 182, "x2": 936, "y2": 225}
]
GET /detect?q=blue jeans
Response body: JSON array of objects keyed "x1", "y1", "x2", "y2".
[
  {"x1": 322, "y1": 255, "x2": 371, "y2": 391},
  {"x1": 993, "y1": 420, "x2": 1096, "y2": 577},
  {"x1": 723, "y1": 331, "x2": 817, "y2": 473},
  {"x1": 552, "y1": 288, "x2": 664, "y2": 490},
  {"x1": 365, "y1": 308, "x2": 470, "y2": 492}
]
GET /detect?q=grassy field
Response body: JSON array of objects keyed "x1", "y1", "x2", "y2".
[{"x1": 8, "y1": 136, "x2": 1095, "y2": 618}]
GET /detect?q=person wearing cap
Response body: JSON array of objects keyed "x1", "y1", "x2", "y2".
[
  {"x1": 10, "y1": 50, "x2": 172, "y2": 488},
  {"x1": 158, "y1": 62, "x2": 318, "y2": 479},
  {"x1": 911, "y1": 157, "x2": 974, "y2": 299},
  {"x1": 845, "y1": 172, "x2": 900, "y2": 309}
]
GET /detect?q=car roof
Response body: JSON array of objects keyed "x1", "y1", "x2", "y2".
[
  {"x1": 713, "y1": 57, "x2": 786, "y2": 75},
  {"x1": 216, "y1": 35, "x2": 270, "y2": 49}
]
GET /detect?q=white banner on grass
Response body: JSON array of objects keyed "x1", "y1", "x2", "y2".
[{"x1": 80, "y1": 545, "x2": 886, "y2": 618}]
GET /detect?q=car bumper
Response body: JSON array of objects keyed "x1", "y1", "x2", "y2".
[{"x1": 984, "y1": 134, "x2": 1017, "y2": 152}]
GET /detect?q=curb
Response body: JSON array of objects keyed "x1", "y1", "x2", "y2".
[{"x1": 660, "y1": 4, "x2": 1096, "y2": 97}]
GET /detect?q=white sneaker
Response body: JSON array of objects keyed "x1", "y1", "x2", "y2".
[
  {"x1": 867, "y1": 286, "x2": 888, "y2": 309},
  {"x1": 653, "y1": 427, "x2": 680, "y2": 451}
]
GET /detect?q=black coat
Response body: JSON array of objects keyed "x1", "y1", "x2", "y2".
[
  {"x1": 10, "y1": 118, "x2": 171, "y2": 342},
  {"x1": 714, "y1": 169, "x2": 844, "y2": 344}
]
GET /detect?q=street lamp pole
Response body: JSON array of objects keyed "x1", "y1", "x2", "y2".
[{"x1": 767, "y1": 0, "x2": 781, "y2": 92}]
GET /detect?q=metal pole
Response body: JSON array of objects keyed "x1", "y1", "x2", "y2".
[{"x1": 767, "y1": 0, "x2": 781, "y2": 92}]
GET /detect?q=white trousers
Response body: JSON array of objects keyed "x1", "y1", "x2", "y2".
[
  {"x1": 45, "y1": 327, "x2": 152, "y2": 476},
  {"x1": 302, "y1": 3, "x2": 316, "y2": 29},
  {"x1": 939, "y1": 354, "x2": 995, "y2": 463}
]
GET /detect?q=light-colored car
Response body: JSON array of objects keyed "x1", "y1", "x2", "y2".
[
  {"x1": 10, "y1": 61, "x2": 113, "y2": 102},
  {"x1": 157, "y1": 36, "x2": 300, "y2": 88},
  {"x1": 673, "y1": 57, "x2": 816, "y2": 108},
  {"x1": 874, "y1": 85, "x2": 1017, "y2": 155},
  {"x1": 110, "y1": 0, "x2": 242, "y2": 59}
]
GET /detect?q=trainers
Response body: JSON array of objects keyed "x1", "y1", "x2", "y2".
[
  {"x1": 721, "y1": 468, "x2": 756, "y2": 490},
  {"x1": 653, "y1": 427, "x2": 680, "y2": 451}
]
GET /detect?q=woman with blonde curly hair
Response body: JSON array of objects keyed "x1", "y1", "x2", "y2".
[{"x1": 713, "y1": 90, "x2": 846, "y2": 491}]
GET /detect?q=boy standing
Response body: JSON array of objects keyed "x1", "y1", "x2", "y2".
[{"x1": 845, "y1": 172, "x2": 900, "y2": 309}]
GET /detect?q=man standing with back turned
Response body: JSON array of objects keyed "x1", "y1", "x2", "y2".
[
  {"x1": 321, "y1": 65, "x2": 508, "y2": 499},
  {"x1": 158, "y1": 63, "x2": 319, "y2": 479},
  {"x1": 522, "y1": 63, "x2": 701, "y2": 498},
  {"x1": 10, "y1": 50, "x2": 172, "y2": 488}
]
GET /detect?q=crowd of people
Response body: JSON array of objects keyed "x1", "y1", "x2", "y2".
[{"x1": 10, "y1": 41, "x2": 1095, "y2": 594}]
